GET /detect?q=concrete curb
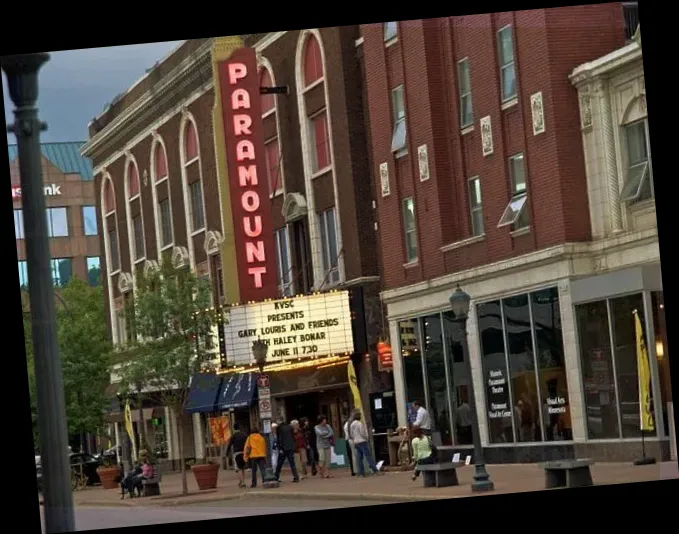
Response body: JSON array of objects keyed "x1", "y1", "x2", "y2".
[{"x1": 73, "y1": 490, "x2": 445, "y2": 508}]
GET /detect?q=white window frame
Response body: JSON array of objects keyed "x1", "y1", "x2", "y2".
[
  {"x1": 82, "y1": 205, "x2": 98, "y2": 236},
  {"x1": 265, "y1": 137, "x2": 284, "y2": 195},
  {"x1": 131, "y1": 213, "x2": 145, "y2": 262},
  {"x1": 497, "y1": 25, "x2": 517, "y2": 103},
  {"x1": 47, "y1": 207, "x2": 69, "y2": 238},
  {"x1": 318, "y1": 207, "x2": 340, "y2": 287},
  {"x1": 457, "y1": 58, "x2": 474, "y2": 129},
  {"x1": 384, "y1": 22, "x2": 398, "y2": 44},
  {"x1": 274, "y1": 227, "x2": 294, "y2": 297},
  {"x1": 188, "y1": 180, "x2": 206, "y2": 233},
  {"x1": 391, "y1": 85, "x2": 407, "y2": 157},
  {"x1": 14, "y1": 209, "x2": 24, "y2": 239},
  {"x1": 620, "y1": 118, "x2": 654, "y2": 203},
  {"x1": 468, "y1": 176, "x2": 484, "y2": 236},
  {"x1": 50, "y1": 257, "x2": 72, "y2": 288},
  {"x1": 158, "y1": 198, "x2": 173, "y2": 249},
  {"x1": 498, "y1": 153, "x2": 529, "y2": 229},
  {"x1": 108, "y1": 227, "x2": 121, "y2": 273},
  {"x1": 309, "y1": 109, "x2": 332, "y2": 176},
  {"x1": 402, "y1": 197, "x2": 418, "y2": 263}
]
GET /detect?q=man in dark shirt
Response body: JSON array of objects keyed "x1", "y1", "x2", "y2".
[
  {"x1": 226, "y1": 423, "x2": 248, "y2": 488},
  {"x1": 274, "y1": 420, "x2": 300, "y2": 482}
]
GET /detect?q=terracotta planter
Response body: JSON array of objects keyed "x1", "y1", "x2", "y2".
[
  {"x1": 191, "y1": 463, "x2": 220, "y2": 490},
  {"x1": 97, "y1": 467, "x2": 120, "y2": 490}
]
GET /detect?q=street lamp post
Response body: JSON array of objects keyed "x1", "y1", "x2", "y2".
[
  {"x1": 252, "y1": 339, "x2": 279, "y2": 488},
  {"x1": 3, "y1": 53, "x2": 76, "y2": 532},
  {"x1": 449, "y1": 285, "x2": 494, "y2": 492}
]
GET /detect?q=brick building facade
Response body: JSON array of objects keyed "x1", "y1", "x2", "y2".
[
  {"x1": 12, "y1": 142, "x2": 100, "y2": 292},
  {"x1": 82, "y1": 33, "x2": 392, "y2": 466},
  {"x1": 359, "y1": 4, "x2": 664, "y2": 462}
]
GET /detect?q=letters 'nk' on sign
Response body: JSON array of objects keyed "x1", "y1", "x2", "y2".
[
  {"x1": 12, "y1": 184, "x2": 62, "y2": 199},
  {"x1": 218, "y1": 47, "x2": 278, "y2": 303}
]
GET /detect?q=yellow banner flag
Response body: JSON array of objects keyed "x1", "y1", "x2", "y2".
[
  {"x1": 124, "y1": 400, "x2": 138, "y2": 461},
  {"x1": 634, "y1": 311, "x2": 655, "y2": 432},
  {"x1": 347, "y1": 360, "x2": 363, "y2": 417}
]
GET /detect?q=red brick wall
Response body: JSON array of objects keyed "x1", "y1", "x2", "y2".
[{"x1": 363, "y1": 5, "x2": 626, "y2": 292}]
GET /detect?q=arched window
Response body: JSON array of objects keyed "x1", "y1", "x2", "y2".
[
  {"x1": 260, "y1": 68, "x2": 275, "y2": 115},
  {"x1": 104, "y1": 179, "x2": 115, "y2": 214},
  {"x1": 183, "y1": 120, "x2": 198, "y2": 162},
  {"x1": 152, "y1": 139, "x2": 174, "y2": 250},
  {"x1": 303, "y1": 34, "x2": 323, "y2": 87},
  {"x1": 128, "y1": 160, "x2": 140, "y2": 198}
]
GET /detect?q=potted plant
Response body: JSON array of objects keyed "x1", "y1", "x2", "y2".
[
  {"x1": 190, "y1": 457, "x2": 220, "y2": 490},
  {"x1": 96, "y1": 457, "x2": 121, "y2": 490}
]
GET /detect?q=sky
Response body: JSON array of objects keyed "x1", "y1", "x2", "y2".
[{"x1": 3, "y1": 41, "x2": 184, "y2": 146}]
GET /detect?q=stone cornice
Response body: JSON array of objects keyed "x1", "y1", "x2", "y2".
[
  {"x1": 81, "y1": 32, "x2": 288, "y2": 166},
  {"x1": 381, "y1": 228, "x2": 658, "y2": 305},
  {"x1": 569, "y1": 40, "x2": 642, "y2": 87},
  {"x1": 81, "y1": 39, "x2": 215, "y2": 162}
]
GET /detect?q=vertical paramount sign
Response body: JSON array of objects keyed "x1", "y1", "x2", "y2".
[{"x1": 216, "y1": 44, "x2": 278, "y2": 303}]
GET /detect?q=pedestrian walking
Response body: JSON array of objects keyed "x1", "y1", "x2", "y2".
[
  {"x1": 274, "y1": 420, "x2": 300, "y2": 483},
  {"x1": 225, "y1": 423, "x2": 248, "y2": 488},
  {"x1": 314, "y1": 415, "x2": 335, "y2": 479},
  {"x1": 243, "y1": 426, "x2": 267, "y2": 488},
  {"x1": 349, "y1": 411, "x2": 381, "y2": 477},
  {"x1": 301, "y1": 417, "x2": 318, "y2": 476},
  {"x1": 411, "y1": 401, "x2": 432, "y2": 436},
  {"x1": 410, "y1": 426, "x2": 435, "y2": 480},
  {"x1": 292, "y1": 420, "x2": 308, "y2": 477},
  {"x1": 343, "y1": 414, "x2": 356, "y2": 476}
]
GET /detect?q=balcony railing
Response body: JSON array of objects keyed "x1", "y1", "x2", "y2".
[{"x1": 623, "y1": 2, "x2": 639, "y2": 42}]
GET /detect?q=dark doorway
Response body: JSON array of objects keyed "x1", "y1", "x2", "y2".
[{"x1": 284, "y1": 392, "x2": 321, "y2": 423}]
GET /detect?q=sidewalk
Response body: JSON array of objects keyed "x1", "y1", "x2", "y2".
[{"x1": 69, "y1": 461, "x2": 678, "y2": 508}]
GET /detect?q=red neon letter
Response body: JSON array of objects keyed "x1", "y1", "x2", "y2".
[
  {"x1": 248, "y1": 266, "x2": 267, "y2": 288},
  {"x1": 231, "y1": 89, "x2": 251, "y2": 110},
  {"x1": 228, "y1": 62, "x2": 247, "y2": 84},
  {"x1": 238, "y1": 165, "x2": 258, "y2": 187},
  {"x1": 246, "y1": 241, "x2": 266, "y2": 263},
  {"x1": 241, "y1": 190, "x2": 260, "y2": 212},
  {"x1": 233, "y1": 114, "x2": 252, "y2": 136},
  {"x1": 236, "y1": 140, "x2": 255, "y2": 161},
  {"x1": 243, "y1": 215, "x2": 263, "y2": 237}
]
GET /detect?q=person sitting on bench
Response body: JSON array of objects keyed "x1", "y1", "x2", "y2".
[{"x1": 411, "y1": 426, "x2": 436, "y2": 481}]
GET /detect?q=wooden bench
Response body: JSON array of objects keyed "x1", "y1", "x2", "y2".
[
  {"x1": 142, "y1": 469, "x2": 162, "y2": 497},
  {"x1": 540, "y1": 459, "x2": 594, "y2": 489},
  {"x1": 416, "y1": 463, "x2": 460, "y2": 488}
]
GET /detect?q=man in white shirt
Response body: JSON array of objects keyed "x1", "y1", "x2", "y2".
[
  {"x1": 412, "y1": 401, "x2": 432, "y2": 436},
  {"x1": 349, "y1": 411, "x2": 381, "y2": 476},
  {"x1": 343, "y1": 417, "x2": 357, "y2": 476}
]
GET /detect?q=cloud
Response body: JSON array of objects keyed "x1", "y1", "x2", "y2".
[{"x1": 4, "y1": 41, "x2": 184, "y2": 144}]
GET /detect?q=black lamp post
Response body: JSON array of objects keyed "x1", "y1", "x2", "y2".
[
  {"x1": 4, "y1": 53, "x2": 76, "y2": 532},
  {"x1": 449, "y1": 285, "x2": 494, "y2": 492},
  {"x1": 252, "y1": 339, "x2": 279, "y2": 488}
]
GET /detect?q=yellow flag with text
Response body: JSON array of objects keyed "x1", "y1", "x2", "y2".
[
  {"x1": 347, "y1": 360, "x2": 363, "y2": 417},
  {"x1": 124, "y1": 400, "x2": 135, "y2": 441},
  {"x1": 635, "y1": 312, "x2": 655, "y2": 432}
]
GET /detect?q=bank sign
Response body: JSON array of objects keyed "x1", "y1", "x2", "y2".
[
  {"x1": 217, "y1": 46, "x2": 278, "y2": 303},
  {"x1": 219, "y1": 291, "x2": 354, "y2": 366},
  {"x1": 12, "y1": 184, "x2": 63, "y2": 199}
]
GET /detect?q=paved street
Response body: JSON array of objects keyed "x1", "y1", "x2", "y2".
[{"x1": 43, "y1": 499, "x2": 392, "y2": 531}]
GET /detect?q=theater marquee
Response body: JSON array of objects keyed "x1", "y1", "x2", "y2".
[{"x1": 219, "y1": 291, "x2": 355, "y2": 366}]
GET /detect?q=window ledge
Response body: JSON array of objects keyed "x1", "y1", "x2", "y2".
[
  {"x1": 269, "y1": 189, "x2": 285, "y2": 200},
  {"x1": 510, "y1": 226, "x2": 531, "y2": 238},
  {"x1": 461, "y1": 125, "x2": 475, "y2": 136},
  {"x1": 394, "y1": 148, "x2": 408, "y2": 160},
  {"x1": 155, "y1": 177, "x2": 169, "y2": 186},
  {"x1": 134, "y1": 257, "x2": 146, "y2": 265},
  {"x1": 311, "y1": 166, "x2": 332, "y2": 180},
  {"x1": 262, "y1": 108, "x2": 276, "y2": 120},
  {"x1": 501, "y1": 97, "x2": 519, "y2": 111},
  {"x1": 129, "y1": 194, "x2": 141, "y2": 202},
  {"x1": 403, "y1": 260, "x2": 419, "y2": 269},
  {"x1": 184, "y1": 156, "x2": 200, "y2": 167},
  {"x1": 628, "y1": 197, "x2": 655, "y2": 214},
  {"x1": 385, "y1": 37, "x2": 399, "y2": 48},
  {"x1": 440, "y1": 234, "x2": 485, "y2": 252},
  {"x1": 302, "y1": 78, "x2": 324, "y2": 94},
  {"x1": 109, "y1": 268, "x2": 121, "y2": 277},
  {"x1": 191, "y1": 228, "x2": 206, "y2": 238},
  {"x1": 160, "y1": 243, "x2": 174, "y2": 252}
]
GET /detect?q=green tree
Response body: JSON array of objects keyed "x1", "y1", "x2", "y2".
[
  {"x1": 23, "y1": 278, "x2": 111, "y2": 450},
  {"x1": 57, "y1": 278, "x2": 112, "y2": 443},
  {"x1": 116, "y1": 256, "x2": 214, "y2": 495}
]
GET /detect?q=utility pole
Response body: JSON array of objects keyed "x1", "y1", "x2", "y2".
[{"x1": 3, "y1": 53, "x2": 76, "y2": 533}]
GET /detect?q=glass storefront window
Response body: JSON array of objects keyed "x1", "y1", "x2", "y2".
[
  {"x1": 652, "y1": 292, "x2": 671, "y2": 437},
  {"x1": 577, "y1": 300, "x2": 620, "y2": 439},
  {"x1": 443, "y1": 312, "x2": 473, "y2": 445},
  {"x1": 423, "y1": 315, "x2": 453, "y2": 445},
  {"x1": 400, "y1": 320, "x2": 425, "y2": 423},
  {"x1": 478, "y1": 301, "x2": 514, "y2": 443},
  {"x1": 503, "y1": 294, "x2": 542, "y2": 442},
  {"x1": 610, "y1": 293, "x2": 656, "y2": 438},
  {"x1": 531, "y1": 288, "x2": 573, "y2": 441}
]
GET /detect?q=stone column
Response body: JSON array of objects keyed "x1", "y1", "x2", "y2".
[
  {"x1": 193, "y1": 412, "x2": 204, "y2": 459},
  {"x1": 389, "y1": 319, "x2": 408, "y2": 427},
  {"x1": 466, "y1": 306, "x2": 489, "y2": 446},
  {"x1": 596, "y1": 79, "x2": 624, "y2": 233}
]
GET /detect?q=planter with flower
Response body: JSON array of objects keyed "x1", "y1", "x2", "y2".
[
  {"x1": 96, "y1": 457, "x2": 121, "y2": 490},
  {"x1": 189, "y1": 457, "x2": 220, "y2": 490}
]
